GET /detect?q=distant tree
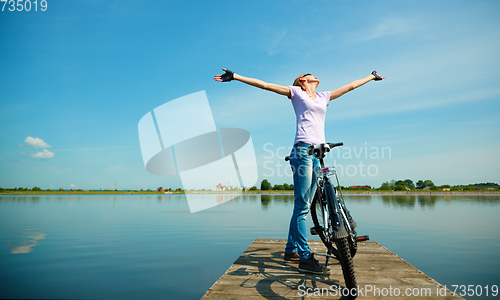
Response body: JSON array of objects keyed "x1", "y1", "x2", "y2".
[
  {"x1": 404, "y1": 179, "x2": 415, "y2": 189},
  {"x1": 249, "y1": 186, "x2": 258, "y2": 191},
  {"x1": 379, "y1": 182, "x2": 391, "y2": 190},
  {"x1": 424, "y1": 180, "x2": 435, "y2": 188},
  {"x1": 469, "y1": 182, "x2": 499, "y2": 190},
  {"x1": 157, "y1": 187, "x2": 163, "y2": 191},
  {"x1": 394, "y1": 185, "x2": 406, "y2": 191},
  {"x1": 416, "y1": 180, "x2": 435, "y2": 189},
  {"x1": 416, "y1": 180, "x2": 425, "y2": 189},
  {"x1": 261, "y1": 179, "x2": 272, "y2": 191},
  {"x1": 273, "y1": 184, "x2": 284, "y2": 190}
]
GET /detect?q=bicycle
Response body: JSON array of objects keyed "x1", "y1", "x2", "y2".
[{"x1": 286, "y1": 142, "x2": 368, "y2": 299}]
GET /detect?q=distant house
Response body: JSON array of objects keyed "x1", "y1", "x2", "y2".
[
  {"x1": 441, "y1": 188, "x2": 451, "y2": 191},
  {"x1": 423, "y1": 186, "x2": 431, "y2": 191},
  {"x1": 215, "y1": 183, "x2": 238, "y2": 191},
  {"x1": 215, "y1": 183, "x2": 226, "y2": 191}
]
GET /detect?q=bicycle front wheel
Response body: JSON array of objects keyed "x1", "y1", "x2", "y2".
[
  {"x1": 335, "y1": 237, "x2": 357, "y2": 298},
  {"x1": 310, "y1": 192, "x2": 338, "y2": 257}
]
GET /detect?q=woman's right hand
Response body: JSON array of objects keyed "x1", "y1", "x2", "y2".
[{"x1": 214, "y1": 68, "x2": 235, "y2": 82}]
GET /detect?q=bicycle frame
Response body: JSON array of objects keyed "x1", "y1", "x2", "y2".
[
  {"x1": 313, "y1": 162, "x2": 355, "y2": 263},
  {"x1": 307, "y1": 143, "x2": 364, "y2": 262},
  {"x1": 316, "y1": 166, "x2": 357, "y2": 236}
]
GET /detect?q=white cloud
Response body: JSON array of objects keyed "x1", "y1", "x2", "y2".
[
  {"x1": 30, "y1": 149, "x2": 55, "y2": 159},
  {"x1": 20, "y1": 136, "x2": 52, "y2": 149},
  {"x1": 70, "y1": 184, "x2": 76, "y2": 187}
]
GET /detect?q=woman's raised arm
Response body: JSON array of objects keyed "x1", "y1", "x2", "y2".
[
  {"x1": 329, "y1": 71, "x2": 384, "y2": 101},
  {"x1": 214, "y1": 68, "x2": 291, "y2": 97}
]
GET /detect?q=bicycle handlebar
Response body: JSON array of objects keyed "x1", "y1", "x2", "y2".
[
  {"x1": 284, "y1": 142, "x2": 343, "y2": 161},
  {"x1": 329, "y1": 142, "x2": 343, "y2": 148}
]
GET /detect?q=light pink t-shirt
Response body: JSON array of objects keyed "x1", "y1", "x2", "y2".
[{"x1": 289, "y1": 86, "x2": 331, "y2": 145}]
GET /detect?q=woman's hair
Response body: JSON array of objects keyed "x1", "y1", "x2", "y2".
[{"x1": 293, "y1": 74, "x2": 307, "y2": 90}]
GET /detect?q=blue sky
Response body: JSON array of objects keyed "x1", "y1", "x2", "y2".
[{"x1": 1, "y1": 0, "x2": 499, "y2": 190}]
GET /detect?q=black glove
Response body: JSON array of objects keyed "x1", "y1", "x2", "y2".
[
  {"x1": 371, "y1": 70, "x2": 383, "y2": 81},
  {"x1": 221, "y1": 69, "x2": 234, "y2": 82}
]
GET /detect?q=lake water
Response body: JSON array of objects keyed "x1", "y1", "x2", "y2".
[{"x1": 0, "y1": 194, "x2": 499, "y2": 299}]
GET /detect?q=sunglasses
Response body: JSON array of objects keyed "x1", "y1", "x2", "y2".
[{"x1": 301, "y1": 73, "x2": 312, "y2": 78}]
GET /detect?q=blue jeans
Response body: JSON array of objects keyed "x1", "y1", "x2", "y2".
[{"x1": 285, "y1": 142, "x2": 320, "y2": 260}]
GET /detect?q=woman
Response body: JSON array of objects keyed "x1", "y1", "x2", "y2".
[{"x1": 214, "y1": 68, "x2": 384, "y2": 274}]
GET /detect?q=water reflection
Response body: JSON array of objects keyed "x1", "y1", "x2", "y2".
[
  {"x1": 246, "y1": 193, "x2": 500, "y2": 210},
  {"x1": 9, "y1": 229, "x2": 46, "y2": 254},
  {"x1": 260, "y1": 195, "x2": 272, "y2": 209},
  {"x1": 379, "y1": 195, "x2": 438, "y2": 208},
  {"x1": 239, "y1": 193, "x2": 500, "y2": 210},
  {"x1": 377, "y1": 194, "x2": 500, "y2": 208},
  {"x1": 259, "y1": 195, "x2": 294, "y2": 210}
]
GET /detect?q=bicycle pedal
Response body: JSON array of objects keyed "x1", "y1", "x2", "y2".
[
  {"x1": 357, "y1": 235, "x2": 369, "y2": 241},
  {"x1": 310, "y1": 226, "x2": 322, "y2": 235}
]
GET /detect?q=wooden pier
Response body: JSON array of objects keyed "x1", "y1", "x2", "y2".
[{"x1": 201, "y1": 239, "x2": 464, "y2": 299}]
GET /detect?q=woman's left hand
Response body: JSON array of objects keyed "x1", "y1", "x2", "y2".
[
  {"x1": 371, "y1": 70, "x2": 385, "y2": 81},
  {"x1": 214, "y1": 68, "x2": 235, "y2": 82}
]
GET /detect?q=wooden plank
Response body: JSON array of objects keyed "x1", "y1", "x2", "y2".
[{"x1": 201, "y1": 239, "x2": 464, "y2": 299}]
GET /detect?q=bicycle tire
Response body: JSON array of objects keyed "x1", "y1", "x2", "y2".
[
  {"x1": 337, "y1": 200, "x2": 358, "y2": 258},
  {"x1": 324, "y1": 181, "x2": 348, "y2": 240},
  {"x1": 335, "y1": 237, "x2": 357, "y2": 299},
  {"x1": 310, "y1": 192, "x2": 338, "y2": 257},
  {"x1": 336, "y1": 191, "x2": 358, "y2": 258},
  {"x1": 348, "y1": 232, "x2": 358, "y2": 258}
]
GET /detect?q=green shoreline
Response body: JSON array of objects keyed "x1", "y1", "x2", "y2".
[{"x1": 1, "y1": 190, "x2": 499, "y2": 196}]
